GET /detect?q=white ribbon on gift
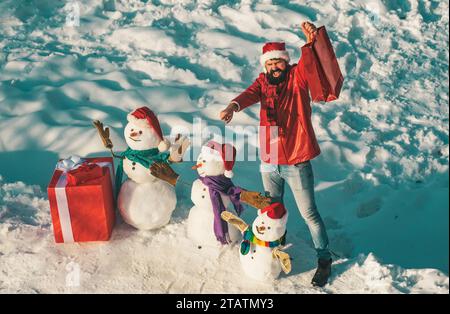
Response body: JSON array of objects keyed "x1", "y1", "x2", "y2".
[{"x1": 54, "y1": 155, "x2": 114, "y2": 243}]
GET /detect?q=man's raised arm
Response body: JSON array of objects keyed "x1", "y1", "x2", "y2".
[{"x1": 297, "y1": 22, "x2": 343, "y2": 102}]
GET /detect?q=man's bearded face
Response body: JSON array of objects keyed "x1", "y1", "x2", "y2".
[{"x1": 265, "y1": 59, "x2": 288, "y2": 85}]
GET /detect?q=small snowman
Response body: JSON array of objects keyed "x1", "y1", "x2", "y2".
[
  {"x1": 221, "y1": 202, "x2": 292, "y2": 281},
  {"x1": 93, "y1": 106, "x2": 189, "y2": 230},
  {"x1": 187, "y1": 140, "x2": 244, "y2": 247}
]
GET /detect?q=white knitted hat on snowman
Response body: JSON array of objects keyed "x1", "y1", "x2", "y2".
[
  {"x1": 127, "y1": 106, "x2": 171, "y2": 152},
  {"x1": 202, "y1": 140, "x2": 237, "y2": 178}
]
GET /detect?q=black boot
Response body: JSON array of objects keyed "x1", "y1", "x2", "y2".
[{"x1": 311, "y1": 258, "x2": 332, "y2": 287}]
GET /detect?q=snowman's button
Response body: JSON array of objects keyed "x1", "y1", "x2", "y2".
[
  {"x1": 132, "y1": 167, "x2": 135, "y2": 170},
  {"x1": 251, "y1": 257, "x2": 254, "y2": 259},
  {"x1": 203, "y1": 188, "x2": 206, "y2": 191},
  {"x1": 253, "y1": 250, "x2": 256, "y2": 253},
  {"x1": 202, "y1": 195, "x2": 205, "y2": 198},
  {"x1": 132, "y1": 162, "x2": 136, "y2": 166}
]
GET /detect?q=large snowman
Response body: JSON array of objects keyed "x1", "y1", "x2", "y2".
[
  {"x1": 221, "y1": 202, "x2": 292, "y2": 281},
  {"x1": 187, "y1": 140, "x2": 244, "y2": 247},
  {"x1": 115, "y1": 107, "x2": 186, "y2": 230}
]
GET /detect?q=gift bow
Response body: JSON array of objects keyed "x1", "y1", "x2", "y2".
[
  {"x1": 56, "y1": 156, "x2": 103, "y2": 186},
  {"x1": 56, "y1": 155, "x2": 85, "y2": 172}
]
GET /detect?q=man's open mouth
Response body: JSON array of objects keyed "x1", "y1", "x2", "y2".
[{"x1": 129, "y1": 137, "x2": 141, "y2": 142}]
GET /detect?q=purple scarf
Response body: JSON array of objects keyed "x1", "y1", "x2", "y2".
[{"x1": 199, "y1": 175, "x2": 244, "y2": 244}]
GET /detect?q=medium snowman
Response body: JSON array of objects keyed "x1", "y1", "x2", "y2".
[
  {"x1": 221, "y1": 202, "x2": 292, "y2": 281},
  {"x1": 93, "y1": 106, "x2": 189, "y2": 230},
  {"x1": 187, "y1": 140, "x2": 244, "y2": 247}
]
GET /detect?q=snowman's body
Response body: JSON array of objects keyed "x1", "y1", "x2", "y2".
[
  {"x1": 123, "y1": 157, "x2": 155, "y2": 184},
  {"x1": 240, "y1": 243, "x2": 281, "y2": 281},
  {"x1": 117, "y1": 108, "x2": 176, "y2": 230},
  {"x1": 188, "y1": 179, "x2": 240, "y2": 246},
  {"x1": 187, "y1": 142, "x2": 241, "y2": 247},
  {"x1": 238, "y1": 206, "x2": 288, "y2": 281},
  {"x1": 118, "y1": 158, "x2": 176, "y2": 230}
]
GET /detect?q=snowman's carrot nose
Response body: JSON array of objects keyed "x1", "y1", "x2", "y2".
[
  {"x1": 192, "y1": 163, "x2": 203, "y2": 170},
  {"x1": 130, "y1": 132, "x2": 139, "y2": 137}
]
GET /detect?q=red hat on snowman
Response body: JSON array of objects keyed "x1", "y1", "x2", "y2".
[
  {"x1": 203, "y1": 140, "x2": 236, "y2": 178},
  {"x1": 259, "y1": 202, "x2": 287, "y2": 220},
  {"x1": 127, "y1": 106, "x2": 171, "y2": 152},
  {"x1": 260, "y1": 42, "x2": 290, "y2": 72}
]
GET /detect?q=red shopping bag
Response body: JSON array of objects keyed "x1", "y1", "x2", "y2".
[{"x1": 301, "y1": 26, "x2": 344, "y2": 102}]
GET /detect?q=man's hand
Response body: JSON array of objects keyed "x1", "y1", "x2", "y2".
[
  {"x1": 301, "y1": 21, "x2": 317, "y2": 44},
  {"x1": 220, "y1": 102, "x2": 239, "y2": 124},
  {"x1": 150, "y1": 162, "x2": 179, "y2": 186}
]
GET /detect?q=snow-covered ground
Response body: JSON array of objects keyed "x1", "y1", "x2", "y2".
[{"x1": 0, "y1": 0, "x2": 448, "y2": 293}]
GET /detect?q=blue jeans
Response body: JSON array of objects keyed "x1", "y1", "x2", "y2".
[{"x1": 260, "y1": 161, "x2": 331, "y2": 260}]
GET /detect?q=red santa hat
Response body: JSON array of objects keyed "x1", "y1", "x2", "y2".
[
  {"x1": 259, "y1": 202, "x2": 287, "y2": 219},
  {"x1": 202, "y1": 141, "x2": 236, "y2": 178},
  {"x1": 127, "y1": 106, "x2": 171, "y2": 152},
  {"x1": 260, "y1": 42, "x2": 290, "y2": 72}
]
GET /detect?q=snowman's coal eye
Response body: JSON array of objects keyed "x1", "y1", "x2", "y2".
[
  {"x1": 203, "y1": 160, "x2": 206, "y2": 163},
  {"x1": 139, "y1": 130, "x2": 143, "y2": 134},
  {"x1": 268, "y1": 227, "x2": 271, "y2": 230},
  {"x1": 131, "y1": 129, "x2": 134, "y2": 132}
]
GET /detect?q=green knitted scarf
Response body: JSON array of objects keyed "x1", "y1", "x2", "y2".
[{"x1": 115, "y1": 147, "x2": 170, "y2": 192}]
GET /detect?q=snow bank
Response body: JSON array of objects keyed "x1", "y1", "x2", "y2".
[{"x1": 0, "y1": 177, "x2": 447, "y2": 293}]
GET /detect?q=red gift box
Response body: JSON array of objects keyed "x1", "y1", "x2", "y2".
[
  {"x1": 301, "y1": 26, "x2": 344, "y2": 102},
  {"x1": 47, "y1": 156, "x2": 116, "y2": 243}
]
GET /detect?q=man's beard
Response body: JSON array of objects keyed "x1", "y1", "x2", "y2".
[{"x1": 266, "y1": 68, "x2": 288, "y2": 85}]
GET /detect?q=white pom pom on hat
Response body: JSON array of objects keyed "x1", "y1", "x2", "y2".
[
  {"x1": 203, "y1": 141, "x2": 236, "y2": 178},
  {"x1": 158, "y1": 138, "x2": 171, "y2": 152},
  {"x1": 223, "y1": 170, "x2": 234, "y2": 178}
]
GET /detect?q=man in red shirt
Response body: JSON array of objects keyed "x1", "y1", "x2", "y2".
[{"x1": 220, "y1": 22, "x2": 334, "y2": 287}]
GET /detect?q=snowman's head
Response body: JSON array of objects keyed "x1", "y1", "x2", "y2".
[
  {"x1": 124, "y1": 107, "x2": 170, "y2": 152},
  {"x1": 194, "y1": 145, "x2": 225, "y2": 177},
  {"x1": 124, "y1": 121, "x2": 160, "y2": 150},
  {"x1": 252, "y1": 202, "x2": 288, "y2": 242},
  {"x1": 192, "y1": 141, "x2": 236, "y2": 178}
]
